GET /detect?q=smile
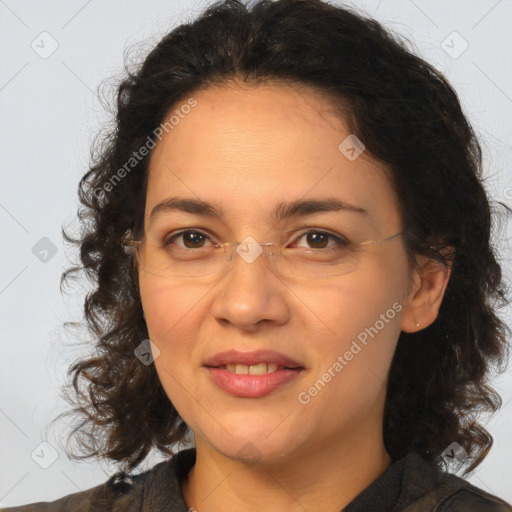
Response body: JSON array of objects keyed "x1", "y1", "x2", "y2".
[
  {"x1": 206, "y1": 366, "x2": 304, "y2": 398},
  {"x1": 221, "y1": 363, "x2": 282, "y2": 374}
]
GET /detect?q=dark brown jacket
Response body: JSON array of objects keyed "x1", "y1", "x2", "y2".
[{"x1": 3, "y1": 448, "x2": 512, "y2": 511}]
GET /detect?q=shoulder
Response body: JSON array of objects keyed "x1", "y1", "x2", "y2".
[
  {"x1": 0, "y1": 473, "x2": 144, "y2": 512},
  {"x1": 437, "y1": 481, "x2": 512, "y2": 511},
  {"x1": 0, "y1": 457, "x2": 178, "y2": 512},
  {"x1": 400, "y1": 452, "x2": 512, "y2": 512}
]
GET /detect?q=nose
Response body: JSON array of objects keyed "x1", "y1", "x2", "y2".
[{"x1": 210, "y1": 240, "x2": 290, "y2": 331}]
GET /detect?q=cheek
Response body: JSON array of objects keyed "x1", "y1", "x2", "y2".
[
  {"x1": 138, "y1": 278, "x2": 203, "y2": 403},
  {"x1": 139, "y1": 277, "x2": 204, "y2": 344},
  {"x1": 139, "y1": 278, "x2": 206, "y2": 427},
  {"x1": 307, "y1": 264, "x2": 406, "y2": 378},
  {"x1": 297, "y1": 278, "x2": 402, "y2": 426},
  {"x1": 313, "y1": 269, "x2": 402, "y2": 335}
]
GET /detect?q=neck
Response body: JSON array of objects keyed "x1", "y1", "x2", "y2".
[{"x1": 181, "y1": 425, "x2": 392, "y2": 512}]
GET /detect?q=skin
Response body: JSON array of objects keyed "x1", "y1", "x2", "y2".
[{"x1": 138, "y1": 81, "x2": 452, "y2": 512}]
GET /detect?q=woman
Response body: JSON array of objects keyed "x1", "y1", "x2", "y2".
[{"x1": 5, "y1": 0, "x2": 511, "y2": 510}]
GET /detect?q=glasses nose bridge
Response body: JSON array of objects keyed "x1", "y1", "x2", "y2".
[{"x1": 224, "y1": 239, "x2": 278, "y2": 273}]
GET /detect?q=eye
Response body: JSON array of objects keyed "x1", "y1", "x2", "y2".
[
  {"x1": 162, "y1": 228, "x2": 349, "y2": 251},
  {"x1": 163, "y1": 229, "x2": 215, "y2": 249},
  {"x1": 289, "y1": 230, "x2": 349, "y2": 250}
]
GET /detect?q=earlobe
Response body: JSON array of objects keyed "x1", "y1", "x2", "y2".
[{"x1": 400, "y1": 251, "x2": 453, "y2": 333}]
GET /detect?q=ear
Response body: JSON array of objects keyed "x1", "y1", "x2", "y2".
[{"x1": 400, "y1": 248, "x2": 453, "y2": 333}]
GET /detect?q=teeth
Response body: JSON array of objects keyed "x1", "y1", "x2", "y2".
[
  {"x1": 249, "y1": 363, "x2": 267, "y2": 375},
  {"x1": 267, "y1": 363, "x2": 278, "y2": 373},
  {"x1": 235, "y1": 364, "x2": 249, "y2": 374},
  {"x1": 225, "y1": 363, "x2": 280, "y2": 375}
]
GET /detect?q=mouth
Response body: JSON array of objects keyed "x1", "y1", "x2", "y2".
[
  {"x1": 206, "y1": 363, "x2": 303, "y2": 375},
  {"x1": 203, "y1": 349, "x2": 305, "y2": 398},
  {"x1": 205, "y1": 366, "x2": 304, "y2": 398},
  {"x1": 204, "y1": 349, "x2": 304, "y2": 370}
]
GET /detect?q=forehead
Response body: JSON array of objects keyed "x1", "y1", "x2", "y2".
[{"x1": 144, "y1": 83, "x2": 401, "y2": 232}]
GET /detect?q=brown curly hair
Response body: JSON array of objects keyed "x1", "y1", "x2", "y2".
[{"x1": 51, "y1": 0, "x2": 511, "y2": 481}]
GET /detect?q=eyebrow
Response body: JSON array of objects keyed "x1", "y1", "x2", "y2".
[{"x1": 149, "y1": 197, "x2": 369, "y2": 226}]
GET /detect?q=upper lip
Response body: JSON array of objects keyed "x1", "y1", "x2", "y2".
[{"x1": 204, "y1": 349, "x2": 304, "y2": 369}]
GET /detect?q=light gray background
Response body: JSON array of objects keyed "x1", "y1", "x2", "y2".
[{"x1": 1, "y1": 0, "x2": 511, "y2": 507}]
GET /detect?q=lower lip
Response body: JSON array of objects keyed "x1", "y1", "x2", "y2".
[{"x1": 206, "y1": 367, "x2": 304, "y2": 398}]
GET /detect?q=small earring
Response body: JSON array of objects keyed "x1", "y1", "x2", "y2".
[{"x1": 416, "y1": 321, "x2": 420, "y2": 327}]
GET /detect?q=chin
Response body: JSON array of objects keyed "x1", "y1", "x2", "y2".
[{"x1": 198, "y1": 422, "x2": 305, "y2": 467}]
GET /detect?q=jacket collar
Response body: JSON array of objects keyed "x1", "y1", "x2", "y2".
[{"x1": 139, "y1": 448, "x2": 464, "y2": 512}]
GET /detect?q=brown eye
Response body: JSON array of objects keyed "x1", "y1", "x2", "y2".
[
  {"x1": 164, "y1": 230, "x2": 213, "y2": 249},
  {"x1": 305, "y1": 232, "x2": 329, "y2": 249},
  {"x1": 291, "y1": 230, "x2": 349, "y2": 250}
]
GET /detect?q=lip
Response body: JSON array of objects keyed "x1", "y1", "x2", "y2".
[
  {"x1": 206, "y1": 367, "x2": 304, "y2": 398},
  {"x1": 204, "y1": 349, "x2": 304, "y2": 369},
  {"x1": 204, "y1": 349, "x2": 305, "y2": 398}
]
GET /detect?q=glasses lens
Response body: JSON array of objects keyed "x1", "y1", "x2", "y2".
[
  {"x1": 136, "y1": 238, "x2": 359, "y2": 279},
  {"x1": 269, "y1": 247, "x2": 358, "y2": 279},
  {"x1": 137, "y1": 239, "x2": 228, "y2": 278}
]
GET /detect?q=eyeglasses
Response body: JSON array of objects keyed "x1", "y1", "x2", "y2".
[{"x1": 123, "y1": 229, "x2": 405, "y2": 280}]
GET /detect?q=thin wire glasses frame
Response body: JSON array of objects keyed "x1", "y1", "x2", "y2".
[{"x1": 123, "y1": 230, "x2": 406, "y2": 280}]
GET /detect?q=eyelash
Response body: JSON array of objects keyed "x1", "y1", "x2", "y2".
[{"x1": 162, "y1": 228, "x2": 349, "y2": 250}]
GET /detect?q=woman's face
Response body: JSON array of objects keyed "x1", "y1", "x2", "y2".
[{"x1": 138, "y1": 82, "x2": 421, "y2": 465}]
